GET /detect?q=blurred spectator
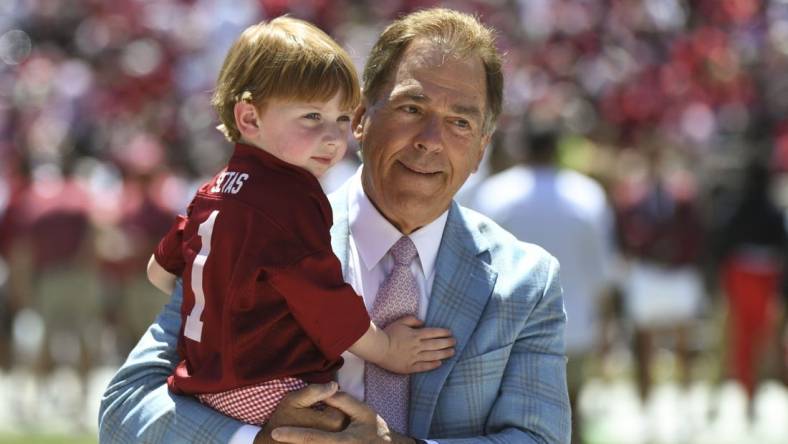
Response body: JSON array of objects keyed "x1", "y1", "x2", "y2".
[
  {"x1": 613, "y1": 145, "x2": 706, "y2": 401},
  {"x1": 5, "y1": 156, "x2": 99, "y2": 384},
  {"x1": 0, "y1": 157, "x2": 30, "y2": 370},
  {"x1": 717, "y1": 159, "x2": 787, "y2": 398},
  {"x1": 92, "y1": 133, "x2": 181, "y2": 356},
  {"x1": 471, "y1": 124, "x2": 615, "y2": 444}
]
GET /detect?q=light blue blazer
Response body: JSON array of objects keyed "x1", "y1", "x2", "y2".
[{"x1": 98, "y1": 183, "x2": 571, "y2": 443}]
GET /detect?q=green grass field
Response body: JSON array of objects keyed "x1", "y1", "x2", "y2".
[{"x1": 0, "y1": 434, "x2": 96, "y2": 444}]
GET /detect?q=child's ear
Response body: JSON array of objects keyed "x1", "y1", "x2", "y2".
[{"x1": 234, "y1": 101, "x2": 260, "y2": 138}]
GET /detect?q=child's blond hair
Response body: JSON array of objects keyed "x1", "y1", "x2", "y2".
[{"x1": 212, "y1": 16, "x2": 361, "y2": 142}]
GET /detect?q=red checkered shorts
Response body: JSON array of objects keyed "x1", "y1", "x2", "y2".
[{"x1": 197, "y1": 377, "x2": 308, "y2": 425}]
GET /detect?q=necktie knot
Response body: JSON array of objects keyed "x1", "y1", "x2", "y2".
[{"x1": 390, "y1": 236, "x2": 417, "y2": 266}]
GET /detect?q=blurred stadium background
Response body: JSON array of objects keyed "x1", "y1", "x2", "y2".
[{"x1": 2, "y1": 0, "x2": 788, "y2": 443}]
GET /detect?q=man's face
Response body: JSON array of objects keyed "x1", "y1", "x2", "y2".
[{"x1": 353, "y1": 39, "x2": 491, "y2": 234}]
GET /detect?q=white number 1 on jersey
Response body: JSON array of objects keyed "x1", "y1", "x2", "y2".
[{"x1": 183, "y1": 210, "x2": 219, "y2": 342}]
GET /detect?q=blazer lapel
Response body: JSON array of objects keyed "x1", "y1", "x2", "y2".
[{"x1": 409, "y1": 202, "x2": 498, "y2": 438}]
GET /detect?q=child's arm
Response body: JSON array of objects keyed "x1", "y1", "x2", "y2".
[
  {"x1": 348, "y1": 317, "x2": 455, "y2": 374},
  {"x1": 147, "y1": 254, "x2": 177, "y2": 295}
]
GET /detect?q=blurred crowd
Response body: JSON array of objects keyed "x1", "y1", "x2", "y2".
[{"x1": 2, "y1": 0, "x2": 788, "y2": 442}]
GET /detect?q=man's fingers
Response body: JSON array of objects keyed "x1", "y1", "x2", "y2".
[
  {"x1": 314, "y1": 405, "x2": 348, "y2": 432},
  {"x1": 322, "y1": 391, "x2": 375, "y2": 421},
  {"x1": 271, "y1": 426, "x2": 332, "y2": 443},
  {"x1": 417, "y1": 327, "x2": 453, "y2": 340},
  {"x1": 419, "y1": 337, "x2": 456, "y2": 351},
  {"x1": 269, "y1": 398, "x2": 345, "y2": 432},
  {"x1": 285, "y1": 382, "x2": 338, "y2": 409}
]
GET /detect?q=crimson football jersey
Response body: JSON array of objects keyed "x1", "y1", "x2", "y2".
[{"x1": 155, "y1": 143, "x2": 370, "y2": 395}]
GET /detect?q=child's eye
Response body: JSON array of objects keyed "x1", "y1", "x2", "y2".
[
  {"x1": 303, "y1": 113, "x2": 321, "y2": 120},
  {"x1": 338, "y1": 115, "x2": 351, "y2": 123},
  {"x1": 400, "y1": 105, "x2": 420, "y2": 114}
]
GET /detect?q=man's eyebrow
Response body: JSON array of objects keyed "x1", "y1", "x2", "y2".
[
  {"x1": 390, "y1": 90, "x2": 428, "y2": 103},
  {"x1": 390, "y1": 90, "x2": 483, "y2": 121},
  {"x1": 451, "y1": 104, "x2": 483, "y2": 120}
]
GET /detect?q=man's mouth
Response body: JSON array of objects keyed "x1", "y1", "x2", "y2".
[{"x1": 398, "y1": 161, "x2": 440, "y2": 175}]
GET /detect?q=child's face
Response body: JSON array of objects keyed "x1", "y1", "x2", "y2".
[{"x1": 249, "y1": 91, "x2": 352, "y2": 178}]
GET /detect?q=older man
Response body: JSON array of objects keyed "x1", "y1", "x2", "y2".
[{"x1": 99, "y1": 8, "x2": 570, "y2": 444}]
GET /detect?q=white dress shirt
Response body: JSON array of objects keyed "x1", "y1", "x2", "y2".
[
  {"x1": 231, "y1": 169, "x2": 447, "y2": 443},
  {"x1": 338, "y1": 169, "x2": 447, "y2": 401}
]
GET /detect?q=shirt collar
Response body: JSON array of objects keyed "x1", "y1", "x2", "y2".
[
  {"x1": 348, "y1": 167, "x2": 448, "y2": 277},
  {"x1": 232, "y1": 142, "x2": 318, "y2": 185}
]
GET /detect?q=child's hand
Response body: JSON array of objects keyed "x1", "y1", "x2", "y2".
[{"x1": 378, "y1": 316, "x2": 455, "y2": 374}]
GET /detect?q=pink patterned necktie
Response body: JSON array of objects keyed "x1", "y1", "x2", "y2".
[{"x1": 364, "y1": 236, "x2": 419, "y2": 435}]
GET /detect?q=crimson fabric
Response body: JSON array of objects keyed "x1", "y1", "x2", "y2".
[
  {"x1": 154, "y1": 143, "x2": 370, "y2": 395},
  {"x1": 5, "y1": 179, "x2": 92, "y2": 270},
  {"x1": 722, "y1": 257, "x2": 781, "y2": 397},
  {"x1": 614, "y1": 178, "x2": 703, "y2": 267}
]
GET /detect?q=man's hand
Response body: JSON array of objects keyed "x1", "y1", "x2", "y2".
[
  {"x1": 254, "y1": 382, "x2": 348, "y2": 444},
  {"x1": 270, "y1": 391, "x2": 415, "y2": 444}
]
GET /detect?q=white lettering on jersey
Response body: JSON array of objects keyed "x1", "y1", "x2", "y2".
[
  {"x1": 210, "y1": 173, "x2": 225, "y2": 193},
  {"x1": 184, "y1": 209, "x2": 219, "y2": 342},
  {"x1": 210, "y1": 171, "x2": 249, "y2": 194},
  {"x1": 232, "y1": 173, "x2": 249, "y2": 194},
  {"x1": 220, "y1": 172, "x2": 234, "y2": 193}
]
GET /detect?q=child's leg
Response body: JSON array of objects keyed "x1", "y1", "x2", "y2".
[{"x1": 197, "y1": 377, "x2": 308, "y2": 425}]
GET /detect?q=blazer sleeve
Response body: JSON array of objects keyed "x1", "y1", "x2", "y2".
[
  {"x1": 98, "y1": 281, "x2": 246, "y2": 443},
  {"x1": 433, "y1": 257, "x2": 571, "y2": 444}
]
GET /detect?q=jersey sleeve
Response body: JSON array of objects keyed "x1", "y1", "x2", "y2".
[
  {"x1": 253, "y1": 187, "x2": 370, "y2": 360},
  {"x1": 266, "y1": 250, "x2": 371, "y2": 360},
  {"x1": 154, "y1": 214, "x2": 188, "y2": 276}
]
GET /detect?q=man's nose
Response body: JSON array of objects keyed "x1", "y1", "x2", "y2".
[{"x1": 414, "y1": 115, "x2": 443, "y2": 153}]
